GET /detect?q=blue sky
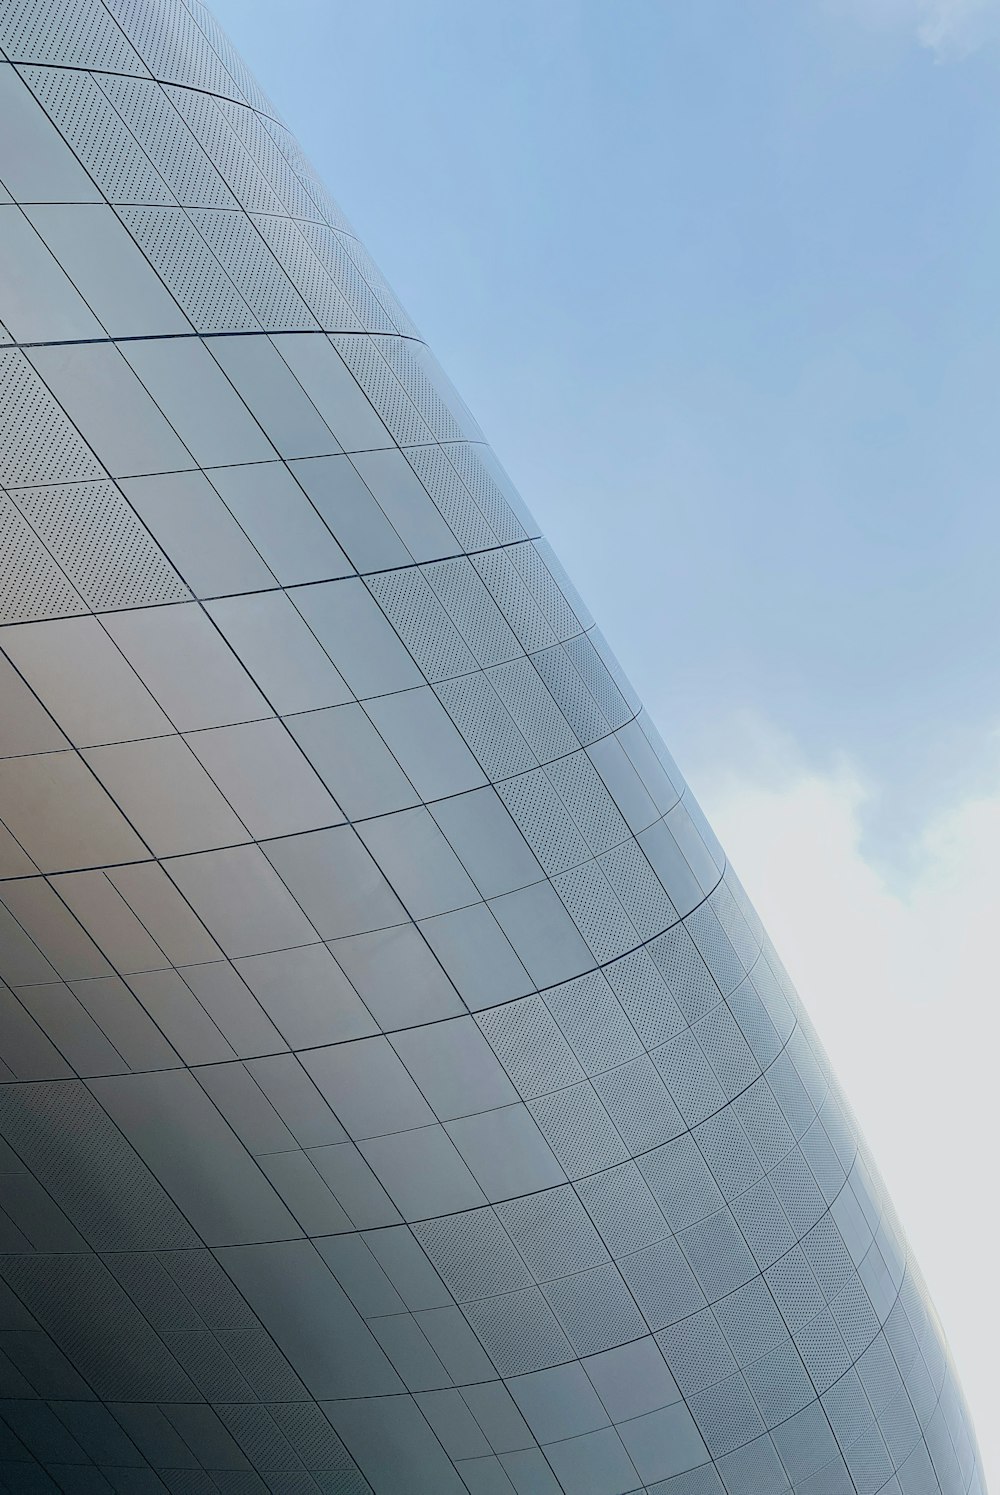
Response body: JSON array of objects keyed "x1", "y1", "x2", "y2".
[
  {"x1": 213, "y1": 0, "x2": 1000, "y2": 872},
  {"x1": 212, "y1": 1, "x2": 999, "y2": 1468}
]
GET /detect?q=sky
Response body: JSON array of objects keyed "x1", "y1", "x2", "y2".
[{"x1": 211, "y1": 0, "x2": 999, "y2": 1478}]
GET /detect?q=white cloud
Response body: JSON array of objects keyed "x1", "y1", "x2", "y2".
[
  {"x1": 917, "y1": 0, "x2": 1000, "y2": 55},
  {"x1": 699, "y1": 731, "x2": 999, "y2": 1479},
  {"x1": 831, "y1": 0, "x2": 1000, "y2": 58}
]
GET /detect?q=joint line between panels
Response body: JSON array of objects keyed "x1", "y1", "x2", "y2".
[
  {"x1": 3, "y1": 328, "x2": 428, "y2": 352},
  {"x1": 1, "y1": 56, "x2": 291, "y2": 130}
]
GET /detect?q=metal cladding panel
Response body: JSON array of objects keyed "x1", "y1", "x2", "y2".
[{"x1": 0, "y1": 4, "x2": 984, "y2": 1492}]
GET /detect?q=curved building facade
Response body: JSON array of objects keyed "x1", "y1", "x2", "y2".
[{"x1": 0, "y1": 3, "x2": 984, "y2": 1491}]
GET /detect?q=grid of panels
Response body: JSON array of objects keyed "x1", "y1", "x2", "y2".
[{"x1": 0, "y1": 3, "x2": 985, "y2": 1493}]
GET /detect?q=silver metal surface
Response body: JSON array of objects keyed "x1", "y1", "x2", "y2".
[{"x1": 0, "y1": 3, "x2": 984, "y2": 1491}]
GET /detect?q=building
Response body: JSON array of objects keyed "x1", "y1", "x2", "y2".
[{"x1": 0, "y1": 2, "x2": 984, "y2": 1490}]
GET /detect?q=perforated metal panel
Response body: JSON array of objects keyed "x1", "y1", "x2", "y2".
[
  {"x1": 332, "y1": 333, "x2": 432, "y2": 446},
  {"x1": 0, "y1": 348, "x2": 104, "y2": 487},
  {"x1": 0, "y1": 492, "x2": 84, "y2": 621},
  {"x1": 21, "y1": 65, "x2": 174, "y2": 203},
  {"x1": 405, "y1": 445, "x2": 500, "y2": 550},
  {"x1": 216, "y1": 98, "x2": 319, "y2": 218},
  {"x1": 104, "y1": 0, "x2": 240, "y2": 98},
  {"x1": 0, "y1": 3, "x2": 984, "y2": 1493},
  {"x1": 98, "y1": 71, "x2": 237, "y2": 206},
  {"x1": 13, "y1": 480, "x2": 189, "y2": 609},
  {"x1": 252, "y1": 213, "x2": 361, "y2": 330},
  {"x1": 165, "y1": 82, "x2": 282, "y2": 211},
  {"x1": 0, "y1": 0, "x2": 147, "y2": 70},
  {"x1": 365, "y1": 568, "x2": 476, "y2": 682},
  {"x1": 117, "y1": 204, "x2": 258, "y2": 329},
  {"x1": 435, "y1": 671, "x2": 537, "y2": 780},
  {"x1": 188, "y1": 206, "x2": 317, "y2": 329},
  {"x1": 262, "y1": 117, "x2": 357, "y2": 236},
  {"x1": 297, "y1": 221, "x2": 398, "y2": 330}
]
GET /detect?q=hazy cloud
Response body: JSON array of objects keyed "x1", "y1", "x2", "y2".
[
  {"x1": 832, "y1": 0, "x2": 1000, "y2": 58},
  {"x1": 916, "y1": 0, "x2": 1000, "y2": 55},
  {"x1": 700, "y1": 722, "x2": 999, "y2": 1476}
]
